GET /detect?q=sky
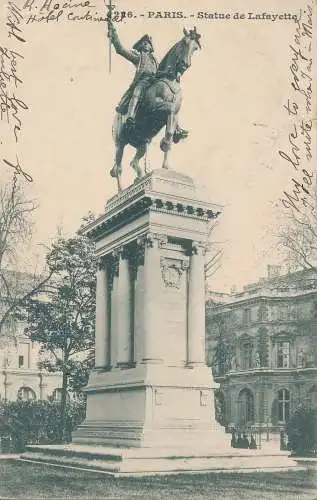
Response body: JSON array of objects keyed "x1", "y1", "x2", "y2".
[{"x1": 0, "y1": 0, "x2": 315, "y2": 292}]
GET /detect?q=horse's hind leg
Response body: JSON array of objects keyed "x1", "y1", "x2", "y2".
[
  {"x1": 161, "y1": 112, "x2": 177, "y2": 170},
  {"x1": 162, "y1": 149, "x2": 170, "y2": 170},
  {"x1": 130, "y1": 143, "x2": 147, "y2": 179},
  {"x1": 110, "y1": 141, "x2": 124, "y2": 191}
]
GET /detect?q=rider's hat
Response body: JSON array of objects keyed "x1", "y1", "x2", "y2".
[{"x1": 133, "y1": 34, "x2": 154, "y2": 52}]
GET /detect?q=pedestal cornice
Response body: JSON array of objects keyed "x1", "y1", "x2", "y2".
[{"x1": 80, "y1": 170, "x2": 222, "y2": 242}]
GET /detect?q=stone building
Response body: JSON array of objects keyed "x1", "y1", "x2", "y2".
[
  {"x1": 206, "y1": 266, "x2": 317, "y2": 434},
  {"x1": 0, "y1": 271, "x2": 62, "y2": 402}
]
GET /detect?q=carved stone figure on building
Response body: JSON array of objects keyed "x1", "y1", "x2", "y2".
[
  {"x1": 297, "y1": 349, "x2": 305, "y2": 368},
  {"x1": 230, "y1": 354, "x2": 237, "y2": 371},
  {"x1": 277, "y1": 345, "x2": 284, "y2": 368},
  {"x1": 254, "y1": 351, "x2": 261, "y2": 368}
]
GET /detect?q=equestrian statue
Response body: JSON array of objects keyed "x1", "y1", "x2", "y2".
[{"x1": 107, "y1": 19, "x2": 201, "y2": 191}]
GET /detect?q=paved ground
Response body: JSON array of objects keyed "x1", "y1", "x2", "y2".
[{"x1": 0, "y1": 459, "x2": 317, "y2": 499}]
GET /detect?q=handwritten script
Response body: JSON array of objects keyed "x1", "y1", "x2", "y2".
[
  {"x1": 1, "y1": 3, "x2": 31, "y2": 183},
  {"x1": 3, "y1": 155, "x2": 33, "y2": 184},
  {"x1": 279, "y1": 4, "x2": 313, "y2": 213}
]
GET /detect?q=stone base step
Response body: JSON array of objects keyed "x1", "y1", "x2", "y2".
[{"x1": 20, "y1": 444, "x2": 303, "y2": 477}]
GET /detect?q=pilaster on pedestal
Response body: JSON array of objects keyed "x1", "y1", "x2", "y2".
[
  {"x1": 109, "y1": 253, "x2": 119, "y2": 368},
  {"x1": 187, "y1": 241, "x2": 207, "y2": 367},
  {"x1": 116, "y1": 247, "x2": 134, "y2": 367},
  {"x1": 141, "y1": 233, "x2": 166, "y2": 365},
  {"x1": 94, "y1": 259, "x2": 110, "y2": 370}
]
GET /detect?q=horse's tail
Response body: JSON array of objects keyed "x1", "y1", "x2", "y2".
[{"x1": 112, "y1": 112, "x2": 126, "y2": 144}]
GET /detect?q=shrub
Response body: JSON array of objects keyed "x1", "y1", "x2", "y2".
[
  {"x1": 214, "y1": 390, "x2": 226, "y2": 427},
  {"x1": 286, "y1": 405, "x2": 317, "y2": 456},
  {"x1": 0, "y1": 399, "x2": 86, "y2": 453}
]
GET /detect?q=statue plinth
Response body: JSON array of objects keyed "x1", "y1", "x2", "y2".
[
  {"x1": 72, "y1": 168, "x2": 226, "y2": 450},
  {"x1": 21, "y1": 170, "x2": 300, "y2": 474}
]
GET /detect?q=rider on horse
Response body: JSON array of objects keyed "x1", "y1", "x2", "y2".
[{"x1": 108, "y1": 20, "x2": 188, "y2": 142}]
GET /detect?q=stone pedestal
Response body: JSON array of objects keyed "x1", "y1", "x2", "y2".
[
  {"x1": 21, "y1": 169, "x2": 300, "y2": 474},
  {"x1": 72, "y1": 168, "x2": 226, "y2": 451}
]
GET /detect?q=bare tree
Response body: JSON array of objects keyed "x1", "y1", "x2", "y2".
[
  {"x1": 0, "y1": 179, "x2": 52, "y2": 334},
  {"x1": 205, "y1": 303, "x2": 238, "y2": 374},
  {"x1": 204, "y1": 218, "x2": 224, "y2": 280},
  {"x1": 276, "y1": 181, "x2": 317, "y2": 272},
  {"x1": 0, "y1": 180, "x2": 34, "y2": 267}
]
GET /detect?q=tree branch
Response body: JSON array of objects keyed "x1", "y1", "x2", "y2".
[{"x1": 0, "y1": 270, "x2": 54, "y2": 333}]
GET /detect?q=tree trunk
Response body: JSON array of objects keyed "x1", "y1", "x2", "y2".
[{"x1": 60, "y1": 368, "x2": 68, "y2": 442}]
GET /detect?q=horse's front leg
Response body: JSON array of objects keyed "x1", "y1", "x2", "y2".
[
  {"x1": 161, "y1": 112, "x2": 177, "y2": 169},
  {"x1": 130, "y1": 142, "x2": 147, "y2": 179},
  {"x1": 116, "y1": 173, "x2": 122, "y2": 191}
]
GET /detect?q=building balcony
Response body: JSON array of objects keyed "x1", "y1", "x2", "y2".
[{"x1": 213, "y1": 364, "x2": 317, "y2": 381}]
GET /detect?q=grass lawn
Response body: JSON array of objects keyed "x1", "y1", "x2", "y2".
[{"x1": 0, "y1": 460, "x2": 317, "y2": 499}]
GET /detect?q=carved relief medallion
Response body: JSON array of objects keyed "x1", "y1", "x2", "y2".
[{"x1": 160, "y1": 258, "x2": 186, "y2": 289}]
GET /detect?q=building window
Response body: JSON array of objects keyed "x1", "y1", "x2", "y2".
[
  {"x1": 278, "y1": 305, "x2": 289, "y2": 321},
  {"x1": 241, "y1": 342, "x2": 252, "y2": 370},
  {"x1": 278, "y1": 389, "x2": 290, "y2": 422},
  {"x1": 258, "y1": 305, "x2": 268, "y2": 322},
  {"x1": 290, "y1": 307, "x2": 298, "y2": 320},
  {"x1": 243, "y1": 308, "x2": 251, "y2": 325},
  {"x1": 307, "y1": 386, "x2": 317, "y2": 407},
  {"x1": 238, "y1": 388, "x2": 254, "y2": 425},
  {"x1": 18, "y1": 342, "x2": 30, "y2": 368},
  {"x1": 52, "y1": 388, "x2": 63, "y2": 402},
  {"x1": 277, "y1": 341, "x2": 290, "y2": 368},
  {"x1": 17, "y1": 387, "x2": 36, "y2": 401},
  {"x1": 52, "y1": 388, "x2": 69, "y2": 402},
  {"x1": 18, "y1": 355, "x2": 24, "y2": 368}
]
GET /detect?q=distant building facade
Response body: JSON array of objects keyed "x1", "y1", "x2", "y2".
[
  {"x1": 206, "y1": 267, "x2": 317, "y2": 433},
  {"x1": 0, "y1": 271, "x2": 62, "y2": 402},
  {"x1": 0, "y1": 329, "x2": 62, "y2": 402}
]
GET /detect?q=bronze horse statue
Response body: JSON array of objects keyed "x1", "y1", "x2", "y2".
[{"x1": 110, "y1": 27, "x2": 202, "y2": 191}]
